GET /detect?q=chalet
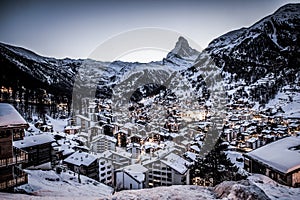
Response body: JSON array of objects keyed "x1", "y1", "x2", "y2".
[
  {"x1": 13, "y1": 134, "x2": 55, "y2": 168},
  {"x1": 244, "y1": 137, "x2": 300, "y2": 187},
  {"x1": 0, "y1": 103, "x2": 28, "y2": 191},
  {"x1": 143, "y1": 153, "x2": 190, "y2": 187},
  {"x1": 115, "y1": 164, "x2": 148, "y2": 191},
  {"x1": 64, "y1": 151, "x2": 99, "y2": 181},
  {"x1": 129, "y1": 135, "x2": 142, "y2": 144},
  {"x1": 90, "y1": 134, "x2": 116, "y2": 153},
  {"x1": 103, "y1": 124, "x2": 116, "y2": 136}
]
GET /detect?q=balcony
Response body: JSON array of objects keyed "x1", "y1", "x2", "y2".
[
  {"x1": 0, "y1": 157, "x2": 14, "y2": 167},
  {"x1": 15, "y1": 149, "x2": 28, "y2": 164},
  {"x1": 0, "y1": 149, "x2": 28, "y2": 167},
  {"x1": 0, "y1": 174, "x2": 28, "y2": 191}
]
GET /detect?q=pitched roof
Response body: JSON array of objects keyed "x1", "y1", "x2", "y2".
[
  {"x1": 118, "y1": 164, "x2": 148, "y2": 183},
  {"x1": 13, "y1": 134, "x2": 55, "y2": 149},
  {"x1": 161, "y1": 153, "x2": 190, "y2": 174},
  {"x1": 64, "y1": 151, "x2": 97, "y2": 167},
  {"x1": 245, "y1": 137, "x2": 300, "y2": 174},
  {"x1": 0, "y1": 103, "x2": 27, "y2": 128}
]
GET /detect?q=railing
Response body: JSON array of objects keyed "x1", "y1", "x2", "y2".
[
  {"x1": 15, "y1": 149, "x2": 28, "y2": 163},
  {"x1": 0, "y1": 174, "x2": 28, "y2": 190},
  {"x1": 0, "y1": 157, "x2": 14, "y2": 167},
  {"x1": 0, "y1": 150, "x2": 28, "y2": 167}
]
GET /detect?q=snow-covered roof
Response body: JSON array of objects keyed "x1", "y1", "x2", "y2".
[
  {"x1": 184, "y1": 151, "x2": 197, "y2": 161},
  {"x1": 246, "y1": 137, "x2": 258, "y2": 143},
  {"x1": 96, "y1": 150, "x2": 131, "y2": 160},
  {"x1": 65, "y1": 125, "x2": 81, "y2": 130},
  {"x1": 161, "y1": 153, "x2": 190, "y2": 174},
  {"x1": 76, "y1": 115, "x2": 91, "y2": 121},
  {"x1": 119, "y1": 164, "x2": 148, "y2": 183},
  {"x1": 92, "y1": 134, "x2": 117, "y2": 143},
  {"x1": 0, "y1": 103, "x2": 28, "y2": 128},
  {"x1": 13, "y1": 134, "x2": 55, "y2": 149},
  {"x1": 190, "y1": 145, "x2": 201, "y2": 152},
  {"x1": 245, "y1": 137, "x2": 300, "y2": 174},
  {"x1": 64, "y1": 151, "x2": 97, "y2": 167}
]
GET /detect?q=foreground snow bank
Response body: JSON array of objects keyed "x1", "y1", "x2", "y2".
[
  {"x1": 112, "y1": 185, "x2": 216, "y2": 200},
  {"x1": 248, "y1": 174, "x2": 300, "y2": 200},
  {"x1": 0, "y1": 174, "x2": 299, "y2": 199},
  {"x1": 214, "y1": 179, "x2": 270, "y2": 200}
]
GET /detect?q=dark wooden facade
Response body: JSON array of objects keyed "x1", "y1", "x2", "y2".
[
  {"x1": 13, "y1": 134, "x2": 55, "y2": 168},
  {"x1": 18, "y1": 143, "x2": 53, "y2": 168},
  {"x1": 63, "y1": 152, "x2": 99, "y2": 181},
  {"x1": 0, "y1": 103, "x2": 29, "y2": 191},
  {"x1": 244, "y1": 154, "x2": 300, "y2": 187}
]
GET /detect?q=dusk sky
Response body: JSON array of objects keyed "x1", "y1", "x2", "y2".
[{"x1": 0, "y1": 0, "x2": 298, "y2": 62}]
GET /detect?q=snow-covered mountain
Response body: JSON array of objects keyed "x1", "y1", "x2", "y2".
[
  {"x1": 205, "y1": 3, "x2": 300, "y2": 84},
  {"x1": 181, "y1": 3, "x2": 300, "y2": 112},
  {"x1": 165, "y1": 36, "x2": 200, "y2": 62},
  {"x1": 1, "y1": 4, "x2": 299, "y2": 107},
  {"x1": 0, "y1": 43, "x2": 81, "y2": 96}
]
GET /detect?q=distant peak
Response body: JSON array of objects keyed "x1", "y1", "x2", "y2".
[
  {"x1": 173, "y1": 36, "x2": 191, "y2": 53},
  {"x1": 177, "y1": 36, "x2": 189, "y2": 46},
  {"x1": 167, "y1": 36, "x2": 200, "y2": 60}
]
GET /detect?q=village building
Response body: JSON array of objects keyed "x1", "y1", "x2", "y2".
[
  {"x1": 244, "y1": 136, "x2": 300, "y2": 187},
  {"x1": 75, "y1": 114, "x2": 92, "y2": 133},
  {"x1": 126, "y1": 143, "x2": 141, "y2": 159},
  {"x1": 64, "y1": 125, "x2": 80, "y2": 134},
  {"x1": 63, "y1": 151, "x2": 99, "y2": 181},
  {"x1": 143, "y1": 152, "x2": 190, "y2": 187},
  {"x1": 98, "y1": 156, "x2": 114, "y2": 186},
  {"x1": 13, "y1": 134, "x2": 55, "y2": 168},
  {"x1": 90, "y1": 134, "x2": 117, "y2": 153},
  {"x1": 97, "y1": 150, "x2": 132, "y2": 170},
  {"x1": 115, "y1": 164, "x2": 148, "y2": 191},
  {"x1": 0, "y1": 103, "x2": 28, "y2": 191}
]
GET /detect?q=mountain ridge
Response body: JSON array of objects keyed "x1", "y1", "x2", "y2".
[{"x1": 0, "y1": 3, "x2": 299, "y2": 112}]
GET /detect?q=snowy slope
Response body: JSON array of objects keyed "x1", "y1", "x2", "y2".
[{"x1": 12, "y1": 169, "x2": 113, "y2": 199}]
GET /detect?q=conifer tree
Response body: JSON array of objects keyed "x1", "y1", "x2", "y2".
[{"x1": 190, "y1": 137, "x2": 246, "y2": 186}]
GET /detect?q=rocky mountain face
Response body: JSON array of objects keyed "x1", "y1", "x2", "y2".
[
  {"x1": 184, "y1": 3, "x2": 300, "y2": 106},
  {"x1": 0, "y1": 43, "x2": 80, "y2": 97},
  {"x1": 219, "y1": 6, "x2": 297, "y2": 77},
  {"x1": 0, "y1": 43, "x2": 83, "y2": 115},
  {"x1": 206, "y1": 3, "x2": 299, "y2": 82}
]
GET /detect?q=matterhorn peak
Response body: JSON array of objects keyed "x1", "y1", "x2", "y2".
[{"x1": 166, "y1": 36, "x2": 200, "y2": 60}]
